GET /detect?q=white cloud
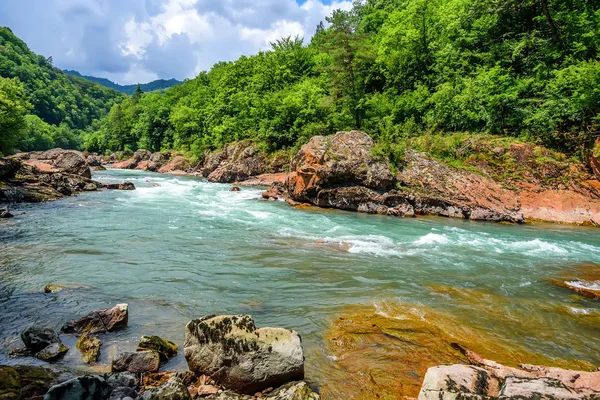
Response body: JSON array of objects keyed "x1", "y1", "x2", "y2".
[{"x1": 0, "y1": 0, "x2": 353, "y2": 84}]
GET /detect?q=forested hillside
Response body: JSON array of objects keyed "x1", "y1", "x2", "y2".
[
  {"x1": 63, "y1": 70, "x2": 182, "y2": 95},
  {"x1": 0, "y1": 27, "x2": 123, "y2": 155},
  {"x1": 85, "y1": 0, "x2": 600, "y2": 163}
]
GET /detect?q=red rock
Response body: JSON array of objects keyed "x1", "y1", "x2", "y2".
[
  {"x1": 158, "y1": 156, "x2": 188, "y2": 173},
  {"x1": 61, "y1": 303, "x2": 129, "y2": 334},
  {"x1": 520, "y1": 189, "x2": 600, "y2": 225}
]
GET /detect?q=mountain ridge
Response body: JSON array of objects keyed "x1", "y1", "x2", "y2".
[{"x1": 63, "y1": 70, "x2": 182, "y2": 95}]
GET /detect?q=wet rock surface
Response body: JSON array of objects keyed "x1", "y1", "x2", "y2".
[
  {"x1": 112, "y1": 351, "x2": 160, "y2": 373},
  {"x1": 62, "y1": 303, "x2": 129, "y2": 334},
  {"x1": 184, "y1": 315, "x2": 304, "y2": 394},
  {"x1": 140, "y1": 376, "x2": 191, "y2": 400},
  {"x1": 137, "y1": 335, "x2": 178, "y2": 362},
  {"x1": 77, "y1": 332, "x2": 102, "y2": 364},
  {"x1": 45, "y1": 375, "x2": 112, "y2": 400},
  {"x1": 20, "y1": 325, "x2": 69, "y2": 362}
]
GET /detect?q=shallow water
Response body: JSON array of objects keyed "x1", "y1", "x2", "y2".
[{"x1": 1, "y1": 170, "x2": 599, "y2": 382}]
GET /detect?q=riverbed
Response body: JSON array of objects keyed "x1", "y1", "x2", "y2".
[{"x1": 1, "y1": 169, "x2": 599, "y2": 386}]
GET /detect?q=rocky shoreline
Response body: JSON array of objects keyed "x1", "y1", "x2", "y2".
[
  {"x1": 1, "y1": 131, "x2": 599, "y2": 226},
  {"x1": 3, "y1": 294, "x2": 600, "y2": 400},
  {"x1": 98, "y1": 131, "x2": 600, "y2": 226}
]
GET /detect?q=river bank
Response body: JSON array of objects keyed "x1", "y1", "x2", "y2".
[{"x1": 99, "y1": 131, "x2": 600, "y2": 227}]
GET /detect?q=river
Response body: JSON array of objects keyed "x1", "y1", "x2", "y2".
[{"x1": 1, "y1": 169, "x2": 599, "y2": 389}]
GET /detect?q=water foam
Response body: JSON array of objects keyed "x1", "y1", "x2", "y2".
[{"x1": 414, "y1": 233, "x2": 449, "y2": 245}]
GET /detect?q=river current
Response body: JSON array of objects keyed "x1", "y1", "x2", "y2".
[{"x1": 1, "y1": 169, "x2": 599, "y2": 381}]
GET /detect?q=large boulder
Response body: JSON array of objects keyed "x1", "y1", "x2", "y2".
[
  {"x1": 44, "y1": 375, "x2": 111, "y2": 400},
  {"x1": 147, "y1": 152, "x2": 172, "y2": 172},
  {"x1": 184, "y1": 315, "x2": 304, "y2": 394},
  {"x1": 112, "y1": 149, "x2": 152, "y2": 170},
  {"x1": 61, "y1": 303, "x2": 129, "y2": 334},
  {"x1": 286, "y1": 131, "x2": 395, "y2": 204},
  {"x1": 22, "y1": 149, "x2": 92, "y2": 179},
  {"x1": 0, "y1": 365, "x2": 76, "y2": 399},
  {"x1": 76, "y1": 332, "x2": 102, "y2": 364},
  {"x1": 112, "y1": 351, "x2": 160, "y2": 373}
]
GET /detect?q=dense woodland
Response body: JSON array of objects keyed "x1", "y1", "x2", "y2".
[{"x1": 2, "y1": 0, "x2": 600, "y2": 163}]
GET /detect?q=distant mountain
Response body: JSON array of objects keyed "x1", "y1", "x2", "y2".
[{"x1": 63, "y1": 70, "x2": 182, "y2": 95}]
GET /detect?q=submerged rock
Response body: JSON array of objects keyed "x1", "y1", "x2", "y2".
[
  {"x1": 553, "y1": 263, "x2": 600, "y2": 300},
  {"x1": 112, "y1": 351, "x2": 160, "y2": 374},
  {"x1": 184, "y1": 314, "x2": 304, "y2": 394},
  {"x1": 137, "y1": 335, "x2": 178, "y2": 362},
  {"x1": 140, "y1": 376, "x2": 190, "y2": 400},
  {"x1": 76, "y1": 332, "x2": 102, "y2": 364},
  {"x1": 44, "y1": 375, "x2": 111, "y2": 400},
  {"x1": 229, "y1": 186, "x2": 240, "y2": 192},
  {"x1": 62, "y1": 303, "x2": 129, "y2": 334},
  {"x1": 103, "y1": 182, "x2": 136, "y2": 191},
  {"x1": 0, "y1": 207, "x2": 13, "y2": 218},
  {"x1": 35, "y1": 342, "x2": 69, "y2": 362}
]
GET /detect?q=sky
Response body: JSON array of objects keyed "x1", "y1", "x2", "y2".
[{"x1": 0, "y1": 0, "x2": 352, "y2": 85}]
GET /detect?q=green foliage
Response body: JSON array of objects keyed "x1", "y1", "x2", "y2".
[
  {"x1": 0, "y1": 26, "x2": 123, "y2": 153},
  {"x1": 0, "y1": 76, "x2": 30, "y2": 155}
]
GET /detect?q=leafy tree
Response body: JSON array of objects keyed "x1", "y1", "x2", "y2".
[{"x1": 0, "y1": 76, "x2": 30, "y2": 155}]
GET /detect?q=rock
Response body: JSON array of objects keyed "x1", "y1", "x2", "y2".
[
  {"x1": 62, "y1": 303, "x2": 129, "y2": 334},
  {"x1": 109, "y1": 386, "x2": 138, "y2": 400},
  {"x1": 204, "y1": 142, "x2": 279, "y2": 183},
  {"x1": 148, "y1": 152, "x2": 172, "y2": 172},
  {"x1": 103, "y1": 182, "x2": 136, "y2": 191},
  {"x1": 262, "y1": 183, "x2": 286, "y2": 201},
  {"x1": 236, "y1": 173, "x2": 287, "y2": 187},
  {"x1": 286, "y1": 131, "x2": 395, "y2": 204},
  {"x1": 229, "y1": 186, "x2": 240, "y2": 192},
  {"x1": 553, "y1": 263, "x2": 600, "y2": 300},
  {"x1": 21, "y1": 326, "x2": 62, "y2": 353},
  {"x1": 137, "y1": 335, "x2": 178, "y2": 362},
  {"x1": 35, "y1": 342, "x2": 69, "y2": 362},
  {"x1": 44, "y1": 283, "x2": 93, "y2": 293},
  {"x1": 105, "y1": 372, "x2": 138, "y2": 389},
  {"x1": 418, "y1": 361, "x2": 600, "y2": 400},
  {"x1": 264, "y1": 381, "x2": 319, "y2": 400},
  {"x1": 184, "y1": 314, "x2": 304, "y2": 394},
  {"x1": 140, "y1": 376, "x2": 191, "y2": 400},
  {"x1": 112, "y1": 351, "x2": 160, "y2": 374},
  {"x1": 77, "y1": 332, "x2": 102, "y2": 364},
  {"x1": 86, "y1": 155, "x2": 102, "y2": 167},
  {"x1": 0, "y1": 207, "x2": 13, "y2": 218},
  {"x1": 1, "y1": 365, "x2": 75, "y2": 400},
  {"x1": 0, "y1": 157, "x2": 21, "y2": 180},
  {"x1": 158, "y1": 156, "x2": 188, "y2": 174},
  {"x1": 44, "y1": 375, "x2": 111, "y2": 400},
  {"x1": 112, "y1": 149, "x2": 153, "y2": 170}
]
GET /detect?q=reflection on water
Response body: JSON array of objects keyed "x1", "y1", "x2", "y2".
[{"x1": 0, "y1": 169, "x2": 599, "y2": 396}]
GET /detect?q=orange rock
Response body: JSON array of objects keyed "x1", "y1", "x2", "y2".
[{"x1": 520, "y1": 190, "x2": 600, "y2": 225}]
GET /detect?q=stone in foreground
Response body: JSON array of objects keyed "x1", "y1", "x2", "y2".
[
  {"x1": 418, "y1": 361, "x2": 600, "y2": 400},
  {"x1": 140, "y1": 376, "x2": 191, "y2": 400},
  {"x1": 112, "y1": 351, "x2": 160, "y2": 373},
  {"x1": 61, "y1": 303, "x2": 128, "y2": 334},
  {"x1": 184, "y1": 315, "x2": 304, "y2": 394},
  {"x1": 44, "y1": 375, "x2": 111, "y2": 400},
  {"x1": 137, "y1": 335, "x2": 178, "y2": 362}
]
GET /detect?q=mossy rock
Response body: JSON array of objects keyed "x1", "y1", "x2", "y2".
[
  {"x1": 0, "y1": 366, "x2": 20, "y2": 399},
  {"x1": 76, "y1": 332, "x2": 101, "y2": 364},
  {"x1": 137, "y1": 335, "x2": 178, "y2": 362},
  {"x1": 0, "y1": 365, "x2": 64, "y2": 400}
]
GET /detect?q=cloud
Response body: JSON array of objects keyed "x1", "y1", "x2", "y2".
[{"x1": 0, "y1": 0, "x2": 352, "y2": 85}]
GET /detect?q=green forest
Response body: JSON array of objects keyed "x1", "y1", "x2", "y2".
[
  {"x1": 63, "y1": 70, "x2": 182, "y2": 96},
  {"x1": 2, "y1": 0, "x2": 600, "y2": 161},
  {"x1": 0, "y1": 27, "x2": 123, "y2": 155}
]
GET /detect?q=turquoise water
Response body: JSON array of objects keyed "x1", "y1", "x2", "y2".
[{"x1": 1, "y1": 169, "x2": 599, "y2": 377}]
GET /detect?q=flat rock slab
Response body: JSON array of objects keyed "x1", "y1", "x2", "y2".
[
  {"x1": 184, "y1": 315, "x2": 304, "y2": 394},
  {"x1": 62, "y1": 303, "x2": 128, "y2": 334}
]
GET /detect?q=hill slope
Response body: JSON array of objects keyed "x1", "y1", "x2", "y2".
[
  {"x1": 63, "y1": 70, "x2": 182, "y2": 95},
  {"x1": 0, "y1": 27, "x2": 123, "y2": 154}
]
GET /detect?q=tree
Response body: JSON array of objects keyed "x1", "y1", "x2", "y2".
[{"x1": 0, "y1": 77, "x2": 30, "y2": 155}]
